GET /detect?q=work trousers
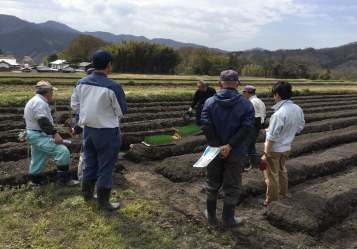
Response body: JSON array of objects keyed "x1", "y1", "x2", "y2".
[
  {"x1": 264, "y1": 151, "x2": 291, "y2": 203},
  {"x1": 26, "y1": 130, "x2": 71, "y2": 182},
  {"x1": 205, "y1": 154, "x2": 245, "y2": 205},
  {"x1": 244, "y1": 128, "x2": 259, "y2": 154},
  {"x1": 82, "y1": 126, "x2": 121, "y2": 189},
  {"x1": 195, "y1": 104, "x2": 203, "y2": 126}
]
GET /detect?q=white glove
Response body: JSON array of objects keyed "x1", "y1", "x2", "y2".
[
  {"x1": 18, "y1": 130, "x2": 29, "y2": 141},
  {"x1": 188, "y1": 108, "x2": 192, "y2": 112}
]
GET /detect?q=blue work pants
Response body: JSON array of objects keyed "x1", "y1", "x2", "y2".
[{"x1": 82, "y1": 126, "x2": 121, "y2": 189}]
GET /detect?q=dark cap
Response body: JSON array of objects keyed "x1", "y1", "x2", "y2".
[
  {"x1": 243, "y1": 85, "x2": 256, "y2": 92},
  {"x1": 220, "y1": 70, "x2": 239, "y2": 81},
  {"x1": 92, "y1": 50, "x2": 113, "y2": 63}
]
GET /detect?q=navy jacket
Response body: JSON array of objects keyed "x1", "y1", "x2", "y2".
[{"x1": 201, "y1": 88, "x2": 255, "y2": 156}]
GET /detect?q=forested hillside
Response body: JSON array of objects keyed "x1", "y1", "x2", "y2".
[{"x1": 1, "y1": 14, "x2": 356, "y2": 80}]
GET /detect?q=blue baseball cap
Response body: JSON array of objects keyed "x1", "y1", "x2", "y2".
[{"x1": 92, "y1": 50, "x2": 113, "y2": 63}]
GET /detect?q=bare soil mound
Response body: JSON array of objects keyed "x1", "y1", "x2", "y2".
[{"x1": 1, "y1": 94, "x2": 357, "y2": 248}]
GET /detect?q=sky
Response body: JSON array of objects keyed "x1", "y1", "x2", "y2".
[{"x1": 1, "y1": 0, "x2": 357, "y2": 52}]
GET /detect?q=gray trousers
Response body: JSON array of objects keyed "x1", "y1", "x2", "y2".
[{"x1": 205, "y1": 154, "x2": 245, "y2": 205}]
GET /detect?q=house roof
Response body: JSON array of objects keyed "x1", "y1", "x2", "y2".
[
  {"x1": 0, "y1": 59, "x2": 19, "y2": 66},
  {"x1": 36, "y1": 65, "x2": 50, "y2": 71},
  {"x1": 50, "y1": 59, "x2": 69, "y2": 65},
  {"x1": 78, "y1": 62, "x2": 91, "y2": 67},
  {"x1": 63, "y1": 67, "x2": 75, "y2": 72}
]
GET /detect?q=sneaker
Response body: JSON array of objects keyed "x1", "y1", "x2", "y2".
[
  {"x1": 258, "y1": 199, "x2": 269, "y2": 207},
  {"x1": 63, "y1": 179, "x2": 80, "y2": 187}
]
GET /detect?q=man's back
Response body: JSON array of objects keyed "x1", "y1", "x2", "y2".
[
  {"x1": 250, "y1": 96, "x2": 266, "y2": 123},
  {"x1": 24, "y1": 95, "x2": 53, "y2": 130},
  {"x1": 267, "y1": 101, "x2": 305, "y2": 152},
  {"x1": 71, "y1": 72, "x2": 127, "y2": 129},
  {"x1": 202, "y1": 88, "x2": 254, "y2": 155}
]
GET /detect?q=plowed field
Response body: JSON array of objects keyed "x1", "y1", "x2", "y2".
[{"x1": 1, "y1": 94, "x2": 357, "y2": 248}]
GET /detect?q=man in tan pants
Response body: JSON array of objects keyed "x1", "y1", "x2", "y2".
[
  {"x1": 259, "y1": 81, "x2": 304, "y2": 207},
  {"x1": 263, "y1": 151, "x2": 290, "y2": 203}
]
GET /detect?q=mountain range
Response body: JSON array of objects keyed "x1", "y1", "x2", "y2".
[
  {"x1": 0, "y1": 14, "x2": 356, "y2": 70},
  {"x1": 0, "y1": 14, "x2": 224, "y2": 64}
]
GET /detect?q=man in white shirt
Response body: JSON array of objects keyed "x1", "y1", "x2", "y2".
[
  {"x1": 71, "y1": 50, "x2": 127, "y2": 211},
  {"x1": 259, "y1": 81, "x2": 305, "y2": 207},
  {"x1": 24, "y1": 81, "x2": 79, "y2": 187},
  {"x1": 242, "y1": 85, "x2": 266, "y2": 171}
]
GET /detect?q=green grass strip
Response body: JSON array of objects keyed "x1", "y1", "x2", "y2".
[
  {"x1": 143, "y1": 135, "x2": 175, "y2": 145},
  {"x1": 175, "y1": 124, "x2": 201, "y2": 137}
]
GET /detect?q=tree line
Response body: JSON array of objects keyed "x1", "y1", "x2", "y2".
[
  {"x1": 43, "y1": 35, "x2": 356, "y2": 80},
  {"x1": 44, "y1": 36, "x2": 181, "y2": 75},
  {"x1": 176, "y1": 47, "x2": 332, "y2": 80}
]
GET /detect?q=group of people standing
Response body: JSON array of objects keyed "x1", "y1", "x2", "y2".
[
  {"x1": 23, "y1": 50, "x2": 127, "y2": 211},
  {"x1": 23, "y1": 50, "x2": 305, "y2": 227},
  {"x1": 190, "y1": 70, "x2": 304, "y2": 228}
]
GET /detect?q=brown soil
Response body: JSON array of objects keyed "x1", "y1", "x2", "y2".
[{"x1": 1, "y1": 94, "x2": 357, "y2": 248}]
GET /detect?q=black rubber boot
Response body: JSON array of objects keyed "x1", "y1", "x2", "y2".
[
  {"x1": 30, "y1": 174, "x2": 44, "y2": 186},
  {"x1": 82, "y1": 181, "x2": 97, "y2": 202},
  {"x1": 249, "y1": 154, "x2": 261, "y2": 168},
  {"x1": 204, "y1": 199, "x2": 218, "y2": 224},
  {"x1": 97, "y1": 187, "x2": 120, "y2": 211},
  {"x1": 57, "y1": 165, "x2": 80, "y2": 187},
  {"x1": 221, "y1": 203, "x2": 244, "y2": 229}
]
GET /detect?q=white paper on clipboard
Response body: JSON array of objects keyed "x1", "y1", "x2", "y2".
[{"x1": 193, "y1": 146, "x2": 219, "y2": 167}]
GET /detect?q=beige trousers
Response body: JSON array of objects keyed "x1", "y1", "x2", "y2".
[{"x1": 264, "y1": 151, "x2": 291, "y2": 203}]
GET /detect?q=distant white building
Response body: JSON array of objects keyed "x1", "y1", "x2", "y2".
[
  {"x1": 49, "y1": 59, "x2": 70, "y2": 72},
  {"x1": 0, "y1": 58, "x2": 21, "y2": 72}
]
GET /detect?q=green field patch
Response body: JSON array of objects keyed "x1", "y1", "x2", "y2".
[
  {"x1": 142, "y1": 125, "x2": 201, "y2": 146},
  {"x1": 143, "y1": 135, "x2": 176, "y2": 146},
  {"x1": 1, "y1": 74, "x2": 357, "y2": 105},
  {"x1": 174, "y1": 124, "x2": 201, "y2": 137}
]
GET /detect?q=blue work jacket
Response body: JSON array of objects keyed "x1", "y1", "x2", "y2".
[{"x1": 201, "y1": 88, "x2": 255, "y2": 156}]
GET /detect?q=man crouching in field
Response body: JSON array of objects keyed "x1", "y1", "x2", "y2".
[
  {"x1": 259, "y1": 81, "x2": 305, "y2": 207},
  {"x1": 23, "y1": 81, "x2": 80, "y2": 187}
]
